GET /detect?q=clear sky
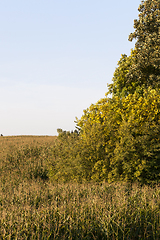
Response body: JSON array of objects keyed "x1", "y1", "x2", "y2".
[{"x1": 0, "y1": 0, "x2": 141, "y2": 136}]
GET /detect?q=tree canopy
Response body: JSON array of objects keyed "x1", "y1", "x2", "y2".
[
  {"x1": 50, "y1": 0, "x2": 160, "y2": 184},
  {"x1": 108, "y1": 0, "x2": 160, "y2": 97}
]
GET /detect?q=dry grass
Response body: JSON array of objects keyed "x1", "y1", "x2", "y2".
[
  {"x1": 0, "y1": 136, "x2": 160, "y2": 239},
  {"x1": 0, "y1": 135, "x2": 56, "y2": 155}
]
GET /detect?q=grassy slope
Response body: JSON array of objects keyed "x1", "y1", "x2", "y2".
[{"x1": 0, "y1": 136, "x2": 160, "y2": 239}]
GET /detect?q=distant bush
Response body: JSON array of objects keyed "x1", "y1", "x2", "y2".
[{"x1": 48, "y1": 129, "x2": 84, "y2": 182}]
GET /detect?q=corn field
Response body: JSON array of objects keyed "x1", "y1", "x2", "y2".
[{"x1": 0, "y1": 136, "x2": 160, "y2": 239}]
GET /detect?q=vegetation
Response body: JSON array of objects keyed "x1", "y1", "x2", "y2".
[
  {"x1": 108, "y1": 0, "x2": 160, "y2": 96},
  {"x1": 48, "y1": 0, "x2": 160, "y2": 184},
  {"x1": 0, "y1": 136, "x2": 160, "y2": 239},
  {"x1": 1, "y1": 0, "x2": 160, "y2": 238}
]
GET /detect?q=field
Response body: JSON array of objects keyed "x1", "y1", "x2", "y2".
[{"x1": 0, "y1": 136, "x2": 160, "y2": 239}]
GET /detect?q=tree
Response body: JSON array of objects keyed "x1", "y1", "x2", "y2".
[
  {"x1": 76, "y1": 87, "x2": 160, "y2": 183},
  {"x1": 108, "y1": 0, "x2": 160, "y2": 97},
  {"x1": 75, "y1": 0, "x2": 160, "y2": 183},
  {"x1": 128, "y1": 0, "x2": 160, "y2": 89},
  {"x1": 110, "y1": 88, "x2": 160, "y2": 183},
  {"x1": 76, "y1": 96, "x2": 124, "y2": 182},
  {"x1": 49, "y1": 0, "x2": 160, "y2": 184},
  {"x1": 108, "y1": 50, "x2": 136, "y2": 97}
]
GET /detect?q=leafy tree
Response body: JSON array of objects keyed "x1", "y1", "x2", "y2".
[
  {"x1": 127, "y1": 0, "x2": 160, "y2": 89},
  {"x1": 50, "y1": 0, "x2": 160, "y2": 184},
  {"x1": 108, "y1": 0, "x2": 160, "y2": 97},
  {"x1": 76, "y1": 88, "x2": 160, "y2": 183},
  {"x1": 111, "y1": 88, "x2": 160, "y2": 183},
  {"x1": 108, "y1": 50, "x2": 136, "y2": 97},
  {"x1": 76, "y1": 96, "x2": 123, "y2": 181},
  {"x1": 113, "y1": 119, "x2": 160, "y2": 184}
]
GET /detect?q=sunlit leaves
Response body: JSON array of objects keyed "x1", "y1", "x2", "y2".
[
  {"x1": 51, "y1": 0, "x2": 160, "y2": 184},
  {"x1": 76, "y1": 88, "x2": 160, "y2": 183}
]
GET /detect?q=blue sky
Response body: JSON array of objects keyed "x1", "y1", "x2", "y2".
[{"x1": 0, "y1": 0, "x2": 140, "y2": 136}]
